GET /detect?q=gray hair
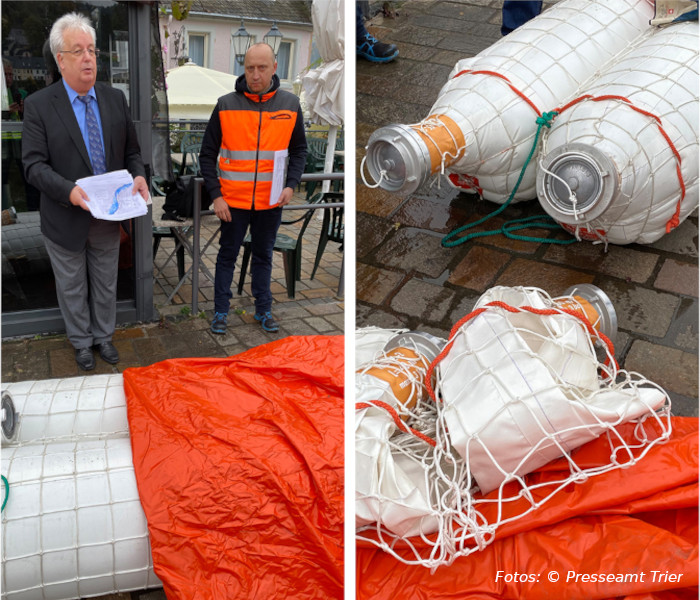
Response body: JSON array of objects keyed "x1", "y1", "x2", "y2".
[{"x1": 49, "y1": 13, "x2": 96, "y2": 60}]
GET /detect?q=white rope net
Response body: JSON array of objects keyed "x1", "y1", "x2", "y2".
[
  {"x1": 537, "y1": 20, "x2": 699, "y2": 245},
  {"x1": 355, "y1": 286, "x2": 672, "y2": 569},
  {"x1": 1, "y1": 375, "x2": 161, "y2": 600}
]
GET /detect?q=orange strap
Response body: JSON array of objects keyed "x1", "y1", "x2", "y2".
[
  {"x1": 356, "y1": 400, "x2": 437, "y2": 447},
  {"x1": 452, "y1": 69, "x2": 542, "y2": 116}
]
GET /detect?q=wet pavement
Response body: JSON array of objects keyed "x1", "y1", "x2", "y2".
[
  {"x1": 356, "y1": 0, "x2": 698, "y2": 416},
  {"x1": 2, "y1": 189, "x2": 344, "y2": 385}
]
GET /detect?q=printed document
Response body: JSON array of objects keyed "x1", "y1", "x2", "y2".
[
  {"x1": 76, "y1": 169, "x2": 150, "y2": 221},
  {"x1": 269, "y1": 149, "x2": 288, "y2": 206}
]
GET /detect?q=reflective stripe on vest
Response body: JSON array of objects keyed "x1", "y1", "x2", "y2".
[
  {"x1": 220, "y1": 171, "x2": 273, "y2": 182},
  {"x1": 220, "y1": 149, "x2": 276, "y2": 161}
]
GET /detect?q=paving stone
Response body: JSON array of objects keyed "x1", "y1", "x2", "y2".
[
  {"x1": 449, "y1": 291, "x2": 483, "y2": 325},
  {"x1": 356, "y1": 212, "x2": 396, "y2": 259},
  {"x1": 543, "y1": 244, "x2": 659, "y2": 284},
  {"x1": 495, "y1": 258, "x2": 595, "y2": 295},
  {"x1": 420, "y1": 325, "x2": 451, "y2": 341},
  {"x1": 279, "y1": 319, "x2": 321, "y2": 337},
  {"x1": 386, "y1": 23, "x2": 451, "y2": 50},
  {"x1": 131, "y1": 338, "x2": 169, "y2": 364},
  {"x1": 654, "y1": 258, "x2": 699, "y2": 297},
  {"x1": 176, "y1": 316, "x2": 212, "y2": 331},
  {"x1": 46, "y1": 346, "x2": 81, "y2": 378},
  {"x1": 113, "y1": 327, "x2": 146, "y2": 340},
  {"x1": 300, "y1": 288, "x2": 334, "y2": 300},
  {"x1": 305, "y1": 317, "x2": 337, "y2": 333},
  {"x1": 374, "y1": 228, "x2": 455, "y2": 278},
  {"x1": 356, "y1": 306, "x2": 408, "y2": 330},
  {"x1": 13, "y1": 351, "x2": 51, "y2": 382},
  {"x1": 667, "y1": 297, "x2": 699, "y2": 352},
  {"x1": 231, "y1": 324, "x2": 277, "y2": 348},
  {"x1": 626, "y1": 340, "x2": 697, "y2": 399},
  {"x1": 22, "y1": 336, "x2": 69, "y2": 352},
  {"x1": 390, "y1": 278, "x2": 457, "y2": 324},
  {"x1": 393, "y1": 195, "x2": 471, "y2": 234},
  {"x1": 324, "y1": 312, "x2": 345, "y2": 330},
  {"x1": 604, "y1": 283, "x2": 679, "y2": 339},
  {"x1": 306, "y1": 302, "x2": 343, "y2": 316},
  {"x1": 356, "y1": 263, "x2": 405, "y2": 305},
  {"x1": 646, "y1": 217, "x2": 698, "y2": 257},
  {"x1": 448, "y1": 245, "x2": 510, "y2": 292},
  {"x1": 356, "y1": 182, "x2": 405, "y2": 218},
  {"x1": 431, "y1": 48, "x2": 470, "y2": 67}
]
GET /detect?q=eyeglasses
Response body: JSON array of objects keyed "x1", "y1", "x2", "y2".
[{"x1": 59, "y1": 48, "x2": 101, "y2": 59}]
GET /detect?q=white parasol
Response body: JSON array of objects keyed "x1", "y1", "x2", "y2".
[
  {"x1": 302, "y1": 0, "x2": 344, "y2": 192},
  {"x1": 165, "y1": 61, "x2": 237, "y2": 121}
]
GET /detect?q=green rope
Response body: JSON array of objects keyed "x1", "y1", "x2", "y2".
[
  {"x1": 2, "y1": 475, "x2": 8, "y2": 512},
  {"x1": 501, "y1": 215, "x2": 578, "y2": 245},
  {"x1": 441, "y1": 110, "x2": 576, "y2": 247}
]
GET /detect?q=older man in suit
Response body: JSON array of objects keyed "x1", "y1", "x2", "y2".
[{"x1": 22, "y1": 12, "x2": 149, "y2": 371}]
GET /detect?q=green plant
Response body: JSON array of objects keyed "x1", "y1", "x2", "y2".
[{"x1": 180, "y1": 305, "x2": 192, "y2": 316}]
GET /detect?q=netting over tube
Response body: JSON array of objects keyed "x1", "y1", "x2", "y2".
[
  {"x1": 2, "y1": 374, "x2": 129, "y2": 446},
  {"x1": 537, "y1": 21, "x2": 699, "y2": 244},
  {"x1": 1, "y1": 375, "x2": 162, "y2": 600},
  {"x1": 364, "y1": 0, "x2": 654, "y2": 199},
  {"x1": 355, "y1": 286, "x2": 672, "y2": 569}
]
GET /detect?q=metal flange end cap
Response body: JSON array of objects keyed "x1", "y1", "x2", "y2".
[
  {"x1": 383, "y1": 331, "x2": 446, "y2": 364},
  {"x1": 1, "y1": 391, "x2": 18, "y2": 442},
  {"x1": 365, "y1": 124, "x2": 432, "y2": 196},
  {"x1": 563, "y1": 283, "x2": 618, "y2": 344},
  {"x1": 536, "y1": 143, "x2": 619, "y2": 225}
]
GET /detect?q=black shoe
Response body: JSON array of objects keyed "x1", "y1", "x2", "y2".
[
  {"x1": 75, "y1": 347, "x2": 96, "y2": 371},
  {"x1": 95, "y1": 341, "x2": 119, "y2": 364},
  {"x1": 357, "y1": 32, "x2": 399, "y2": 63}
]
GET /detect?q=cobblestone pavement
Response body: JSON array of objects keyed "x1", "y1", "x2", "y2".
[
  {"x1": 2, "y1": 189, "x2": 344, "y2": 385},
  {"x1": 356, "y1": 0, "x2": 698, "y2": 416}
]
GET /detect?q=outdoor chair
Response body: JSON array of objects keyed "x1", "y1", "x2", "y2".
[
  {"x1": 310, "y1": 192, "x2": 344, "y2": 280},
  {"x1": 153, "y1": 227, "x2": 187, "y2": 280},
  {"x1": 237, "y1": 198, "x2": 320, "y2": 299},
  {"x1": 304, "y1": 137, "x2": 329, "y2": 200},
  {"x1": 178, "y1": 131, "x2": 205, "y2": 175}
]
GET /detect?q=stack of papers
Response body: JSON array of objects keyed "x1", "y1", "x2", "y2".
[{"x1": 76, "y1": 169, "x2": 150, "y2": 221}]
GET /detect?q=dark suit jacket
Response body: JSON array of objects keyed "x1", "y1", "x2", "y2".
[{"x1": 22, "y1": 81, "x2": 146, "y2": 252}]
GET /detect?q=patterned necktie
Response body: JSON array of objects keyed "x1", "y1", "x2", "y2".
[{"x1": 78, "y1": 95, "x2": 106, "y2": 175}]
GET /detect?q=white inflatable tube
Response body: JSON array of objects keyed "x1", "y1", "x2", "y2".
[
  {"x1": 536, "y1": 21, "x2": 699, "y2": 244},
  {"x1": 437, "y1": 287, "x2": 668, "y2": 494},
  {"x1": 364, "y1": 0, "x2": 654, "y2": 199},
  {"x1": 1, "y1": 376, "x2": 161, "y2": 600},
  {"x1": 2, "y1": 375, "x2": 128, "y2": 445}
]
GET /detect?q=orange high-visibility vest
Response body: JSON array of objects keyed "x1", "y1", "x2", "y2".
[{"x1": 217, "y1": 88, "x2": 300, "y2": 210}]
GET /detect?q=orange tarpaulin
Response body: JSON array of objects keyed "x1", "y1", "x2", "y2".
[
  {"x1": 123, "y1": 335, "x2": 344, "y2": 600},
  {"x1": 357, "y1": 417, "x2": 698, "y2": 600}
]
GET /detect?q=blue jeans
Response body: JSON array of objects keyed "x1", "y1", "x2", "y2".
[
  {"x1": 502, "y1": 1, "x2": 543, "y2": 36},
  {"x1": 357, "y1": 1, "x2": 369, "y2": 44},
  {"x1": 214, "y1": 206, "x2": 282, "y2": 315}
]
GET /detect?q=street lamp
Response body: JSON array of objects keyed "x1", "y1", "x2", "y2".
[
  {"x1": 263, "y1": 21, "x2": 284, "y2": 57},
  {"x1": 232, "y1": 20, "x2": 252, "y2": 65}
]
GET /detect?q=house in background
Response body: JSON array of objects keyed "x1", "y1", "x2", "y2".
[{"x1": 159, "y1": 0, "x2": 314, "y2": 92}]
